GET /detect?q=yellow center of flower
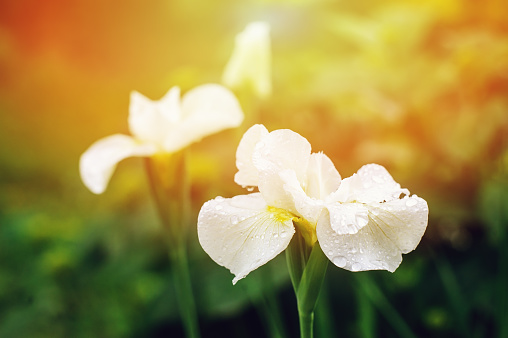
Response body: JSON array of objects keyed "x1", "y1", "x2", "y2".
[{"x1": 267, "y1": 206, "x2": 317, "y2": 247}]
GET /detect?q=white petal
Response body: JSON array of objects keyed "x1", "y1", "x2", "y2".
[
  {"x1": 234, "y1": 124, "x2": 269, "y2": 188},
  {"x1": 222, "y1": 22, "x2": 271, "y2": 98},
  {"x1": 368, "y1": 195, "x2": 429, "y2": 253},
  {"x1": 279, "y1": 169, "x2": 324, "y2": 224},
  {"x1": 253, "y1": 129, "x2": 311, "y2": 209},
  {"x1": 306, "y1": 152, "x2": 341, "y2": 200},
  {"x1": 317, "y1": 195, "x2": 429, "y2": 272},
  {"x1": 323, "y1": 202, "x2": 370, "y2": 235},
  {"x1": 330, "y1": 164, "x2": 409, "y2": 204},
  {"x1": 162, "y1": 84, "x2": 244, "y2": 152},
  {"x1": 128, "y1": 87, "x2": 181, "y2": 146},
  {"x1": 197, "y1": 193, "x2": 295, "y2": 284},
  {"x1": 79, "y1": 134, "x2": 157, "y2": 194}
]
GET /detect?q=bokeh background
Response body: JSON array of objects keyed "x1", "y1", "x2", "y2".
[{"x1": 1, "y1": 0, "x2": 507, "y2": 337}]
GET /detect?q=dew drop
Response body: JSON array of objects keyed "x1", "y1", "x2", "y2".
[
  {"x1": 372, "y1": 176, "x2": 384, "y2": 184},
  {"x1": 280, "y1": 231, "x2": 288, "y2": 238},
  {"x1": 247, "y1": 186, "x2": 255, "y2": 192},
  {"x1": 215, "y1": 205, "x2": 223, "y2": 211},
  {"x1": 352, "y1": 263, "x2": 362, "y2": 271},
  {"x1": 355, "y1": 214, "x2": 369, "y2": 227},
  {"x1": 231, "y1": 216, "x2": 239, "y2": 225},
  {"x1": 405, "y1": 198, "x2": 418, "y2": 207},
  {"x1": 333, "y1": 256, "x2": 347, "y2": 267},
  {"x1": 328, "y1": 250, "x2": 334, "y2": 256}
]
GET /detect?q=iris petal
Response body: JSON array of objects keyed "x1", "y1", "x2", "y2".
[
  {"x1": 198, "y1": 193, "x2": 295, "y2": 284},
  {"x1": 163, "y1": 84, "x2": 244, "y2": 152},
  {"x1": 79, "y1": 134, "x2": 157, "y2": 194},
  {"x1": 317, "y1": 195, "x2": 428, "y2": 272}
]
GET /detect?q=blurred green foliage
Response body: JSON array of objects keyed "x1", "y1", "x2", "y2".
[{"x1": 1, "y1": 0, "x2": 507, "y2": 336}]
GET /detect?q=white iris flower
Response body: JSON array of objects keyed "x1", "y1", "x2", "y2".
[
  {"x1": 198, "y1": 124, "x2": 428, "y2": 284},
  {"x1": 222, "y1": 22, "x2": 272, "y2": 98},
  {"x1": 80, "y1": 84, "x2": 244, "y2": 194}
]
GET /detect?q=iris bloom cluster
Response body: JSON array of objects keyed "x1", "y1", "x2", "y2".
[
  {"x1": 198, "y1": 124, "x2": 428, "y2": 284},
  {"x1": 80, "y1": 84, "x2": 243, "y2": 194}
]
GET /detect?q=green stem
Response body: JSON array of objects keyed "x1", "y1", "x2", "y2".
[
  {"x1": 170, "y1": 245, "x2": 200, "y2": 338},
  {"x1": 286, "y1": 229, "x2": 328, "y2": 338},
  {"x1": 145, "y1": 152, "x2": 200, "y2": 338},
  {"x1": 298, "y1": 310, "x2": 314, "y2": 338}
]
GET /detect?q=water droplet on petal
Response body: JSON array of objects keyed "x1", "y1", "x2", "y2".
[
  {"x1": 333, "y1": 256, "x2": 347, "y2": 267},
  {"x1": 215, "y1": 205, "x2": 223, "y2": 211},
  {"x1": 231, "y1": 216, "x2": 239, "y2": 225},
  {"x1": 247, "y1": 186, "x2": 254, "y2": 192},
  {"x1": 372, "y1": 176, "x2": 384, "y2": 184},
  {"x1": 355, "y1": 214, "x2": 369, "y2": 228},
  {"x1": 255, "y1": 141, "x2": 265, "y2": 150},
  {"x1": 352, "y1": 263, "x2": 362, "y2": 271},
  {"x1": 406, "y1": 198, "x2": 418, "y2": 207}
]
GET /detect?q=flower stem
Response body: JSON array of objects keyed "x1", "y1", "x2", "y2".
[
  {"x1": 170, "y1": 244, "x2": 200, "y2": 338},
  {"x1": 298, "y1": 309, "x2": 315, "y2": 338},
  {"x1": 286, "y1": 228, "x2": 328, "y2": 338},
  {"x1": 145, "y1": 152, "x2": 200, "y2": 338}
]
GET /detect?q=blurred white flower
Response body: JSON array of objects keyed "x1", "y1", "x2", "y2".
[
  {"x1": 80, "y1": 84, "x2": 244, "y2": 194},
  {"x1": 198, "y1": 124, "x2": 428, "y2": 284},
  {"x1": 222, "y1": 22, "x2": 272, "y2": 98}
]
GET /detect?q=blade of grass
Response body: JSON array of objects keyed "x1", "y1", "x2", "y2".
[{"x1": 356, "y1": 273, "x2": 417, "y2": 338}]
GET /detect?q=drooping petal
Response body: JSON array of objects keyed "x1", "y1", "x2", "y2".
[
  {"x1": 316, "y1": 195, "x2": 429, "y2": 272},
  {"x1": 279, "y1": 169, "x2": 324, "y2": 224},
  {"x1": 198, "y1": 193, "x2": 295, "y2": 284},
  {"x1": 322, "y1": 202, "x2": 370, "y2": 235},
  {"x1": 79, "y1": 134, "x2": 157, "y2": 194},
  {"x1": 253, "y1": 129, "x2": 312, "y2": 210},
  {"x1": 162, "y1": 84, "x2": 244, "y2": 153},
  {"x1": 329, "y1": 164, "x2": 409, "y2": 204},
  {"x1": 222, "y1": 22, "x2": 271, "y2": 98},
  {"x1": 306, "y1": 152, "x2": 342, "y2": 200},
  {"x1": 234, "y1": 124, "x2": 269, "y2": 188},
  {"x1": 128, "y1": 87, "x2": 181, "y2": 146}
]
